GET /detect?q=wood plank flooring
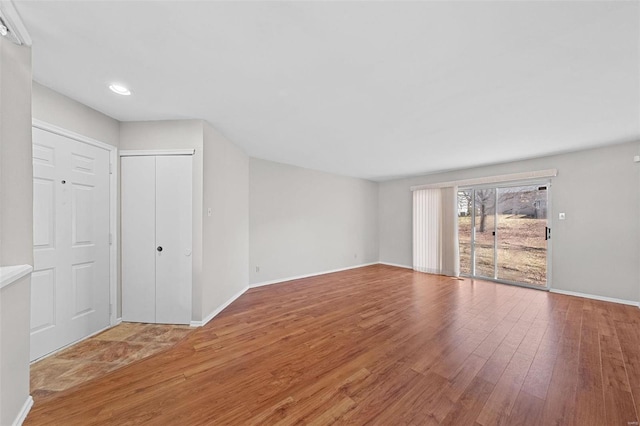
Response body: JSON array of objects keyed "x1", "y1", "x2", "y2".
[{"x1": 24, "y1": 264, "x2": 640, "y2": 425}]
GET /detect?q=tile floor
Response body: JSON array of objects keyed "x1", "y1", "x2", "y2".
[{"x1": 30, "y1": 322, "x2": 193, "y2": 401}]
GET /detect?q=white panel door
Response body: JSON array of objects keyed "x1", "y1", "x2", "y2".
[
  {"x1": 121, "y1": 156, "x2": 157, "y2": 323},
  {"x1": 155, "y1": 156, "x2": 192, "y2": 324},
  {"x1": 121, "y1": 155, "x2": 192, "y2": 325},
  {"x1": 31, "y1": 127, "x2": 111, "y2": 361}
]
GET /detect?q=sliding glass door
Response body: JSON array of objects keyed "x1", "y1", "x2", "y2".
[
  {"x1": 474, "y1": 189, "x2": 496, "y2": 279},
  {"x1": 458, "y1": 183, "x2": 549, "y2": 288}
]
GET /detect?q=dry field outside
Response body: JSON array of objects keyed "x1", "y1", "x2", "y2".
[{"x1": 459, "y1": 214, "x2": 547, "y2": 285}]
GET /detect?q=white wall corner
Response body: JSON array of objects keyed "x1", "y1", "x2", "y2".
[
  {"x1": 12, "y1": 395, "x2": 33, "y2": 426},
  {"x1": 190, "y1": 286, "x2": 249, "y2": 327},
  {"x1": 378, "y1": 262, "x2": 413, "y2": 270}
]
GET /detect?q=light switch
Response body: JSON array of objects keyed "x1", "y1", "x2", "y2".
[{"x1": 559, "y1": 212, "x2": 566, "y2": 220}]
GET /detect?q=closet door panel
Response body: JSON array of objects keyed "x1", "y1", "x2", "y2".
[
  {"x1": 121, "y1": 156, "x2": 157, "y2": 323},
  {"x1": 155, "y1": 155, "x2": 192, "y2": 324}
]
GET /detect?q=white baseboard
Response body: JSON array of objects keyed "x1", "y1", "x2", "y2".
[
  {"x1": 192, "y1": 263, "x2": 379, "y2": 326},
  {"x1": 380, "y1": 265, "x2": 639, "y2": 307},
  {"x1": 378, "y1": 262, "x2": 413, "y2": 270},
  {"x1": 249, "y1": 262, "x2": 379, "y2": 289},
  {"x1": 12, "y1": 395, "x2": 33, "y2": 426},
  {"x1": 190, "y1": 286, "x2": 249, "y2": 327},
  {"x1": 550, "y1": 288, "x2": 639, "y2": 307}
]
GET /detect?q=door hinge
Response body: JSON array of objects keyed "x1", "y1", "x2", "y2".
[
  {"x1": 109, "y1": 233, "x2": 113, "y2": 245},
  {"x1": 109, "y1": 162, "x2": 113, "y2": 174}
]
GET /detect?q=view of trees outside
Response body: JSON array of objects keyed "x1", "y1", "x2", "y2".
[{"x1": 458, "y1": 185, "x2": 547, "y2": 286}]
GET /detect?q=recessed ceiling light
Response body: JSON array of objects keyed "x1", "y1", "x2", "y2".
[{"x1": 109, "y1": 83, "x2": 131, "y2": 96}]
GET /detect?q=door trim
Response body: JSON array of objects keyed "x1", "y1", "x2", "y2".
[
  {"x1": 32, "y1": 119, "x2": 119, "y2": 326},
  {"x1": 120, "y1": 149, "x2": 195, "y2": 157}
]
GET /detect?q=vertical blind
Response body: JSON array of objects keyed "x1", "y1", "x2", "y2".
[
  {"x1": 413, "y1": 188, "x2": 441, "y2": 274},
  {"x1": 413, "y1": 186, "x2": 460, "y2": 276}
]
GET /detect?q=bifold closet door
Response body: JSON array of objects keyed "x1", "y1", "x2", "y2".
[
  {"x1": 121, "y1": 156, "x2": 156, "y2": 323},
  {"x1": 155, "y1": 156, "x2": 192, "y2": 324},
  {"x1": 121, "y1": 155, "x2": 192, "y2": 324}
]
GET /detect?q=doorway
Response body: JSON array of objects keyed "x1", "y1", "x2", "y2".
[
  {"x1": 31, "y1": 121, "x2": 117, "y2": 361},
  {"x1": 458, "y1": 183, "x2": 550, "y2": 288}
]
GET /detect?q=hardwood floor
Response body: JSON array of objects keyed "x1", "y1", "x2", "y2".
[{"x1": 25, "y1": 264, "x2": 640, "y2": 425}]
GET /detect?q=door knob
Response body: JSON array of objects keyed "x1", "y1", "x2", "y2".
[{"x1": 157, "y1": 246, "x2": 163, "y2": 252}]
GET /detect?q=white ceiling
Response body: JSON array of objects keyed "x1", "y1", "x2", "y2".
[{"x1": 14, "y1": 1, "x2": 640, "y2": 181}]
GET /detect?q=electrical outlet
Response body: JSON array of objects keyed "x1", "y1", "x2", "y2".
[
  {"x1": 354, "y1": 253, "x2": 358, "y2": 259},
  {"x1": 559, "y1": 212, "x2": 566, "y2": 220},
  {"x1": 256, "y1": 266, "x2": 260, "y2": 273},
  {"x1": 207, "y1": 208, "x2": 212, "y2": 217}
]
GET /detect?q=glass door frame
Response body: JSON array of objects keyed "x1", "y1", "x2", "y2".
[{"x1": 459, "y1": 179, "x2": 552, "y2": 291}]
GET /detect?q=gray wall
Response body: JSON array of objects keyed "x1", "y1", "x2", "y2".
[
  {"x1": 119, "y1": 120, "x2": 205, "y2": 320},
  {"x1": 1, "y1": 43, "x2": 33, "y2": 266},
  {"x1": 32, "y1": 82, "x2": 119, "y2": 147},
  {"x1": 0, "y1": 40, "x2": 33, "y2": 425},
  {"x1": 379, "y1": 141, "x2": 640, "y2": 302},
  {"x1": 250, "y1": 158, "x2": 379, "y2": 284},
  {"x1": 202, "y1": 122, "x2": 249, "y2": 317},
  {"x1": 1, "y1": 275, "x2": 31, "y2": 426}
]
